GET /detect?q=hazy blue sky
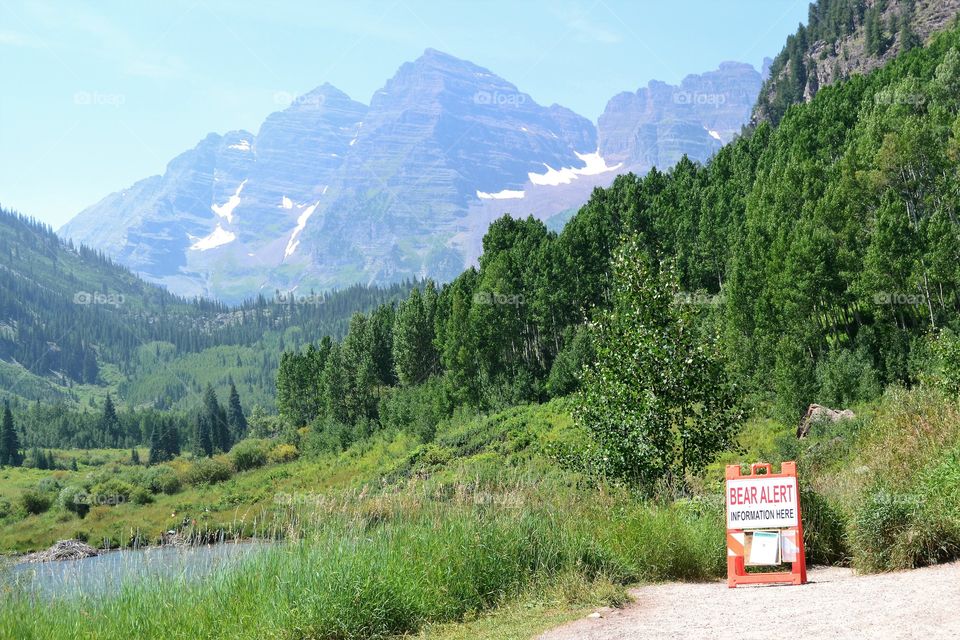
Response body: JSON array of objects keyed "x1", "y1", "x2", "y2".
[{"x1": 0, "y1": 0, "x2": 810, "y2": 228}]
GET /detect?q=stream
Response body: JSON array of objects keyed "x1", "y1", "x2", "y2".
[{"x1": 2, "y1": 541, "x2": 269, "y2": 599}]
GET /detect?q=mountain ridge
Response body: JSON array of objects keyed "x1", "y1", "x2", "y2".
[{"x1": 60, "y1": 49, "x2": 764, "y2": 302}]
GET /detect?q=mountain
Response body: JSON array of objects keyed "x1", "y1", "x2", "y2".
[
  {"x1": 61, "y1": 51, "x2": 763, "y2": 302},
  {"x1": 753, "y1": 0, "x2": 960, "y2": 125},
  {"x1": 598, "y1": 61, "x2": 763, "y2": 169}
]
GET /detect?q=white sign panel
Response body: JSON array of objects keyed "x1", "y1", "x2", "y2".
[
  {"x1": 748, "y1": 531, "x2": 781, "y2": 565},
  {"x1": 726, "y1": 476, "x2": 799, "y2": 530}
]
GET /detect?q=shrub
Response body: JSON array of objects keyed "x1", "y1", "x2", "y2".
[
  {"x1": 546, "y1": 325, "x2": 594, "y2": 397},
  {"x1": 268, "y1": 444, "x2": 299, "y2": 464},
  {"x1": 815, "y1": 347, "x2": 881, "y2": 407},
  {"x1": 303, "y1": 419, "x2": 353, "y2": 455},
  {"x1": 131, "y1": 488, "x2": 154, "y2": 505},
  {"x1": 36, "y1": 476, "x2": 63, "y2": 494},
  {"x1": 89, "y1": 479, "x2": 134, "y2": 507},
  {"x1": 183, "y1": 457, "x2": 234, "y2": 486},
  {"x1": 852, "y1": 486, "x2": 922, "y2": 571},
  {"x1": 378, "y1": 378, "x2": 454, "y2": 443},
  {"x1": 0, "y1": 497, "x2": 11, "y2": 519},
  {"x1": 144, "y1": 465, "x2": 181, "y2": 495},
  {"x1": 915, "y1": 329, "x2": 960, "y2": 395},
  {"x1": 20, "y1": 489, "x2": 51, "y2": 515},
  {"x1": 800, "y1": 488, "x2": 848, "y2": 565},
  {"x1": 58, "y1": 485, "x2": 90, "y2": 517},
  {"x1": 576, "y1": 244, "x2": 742, "y2": 489},
  {"x1": 230, "y1": 439, "x2": 269, "y2": 471}
]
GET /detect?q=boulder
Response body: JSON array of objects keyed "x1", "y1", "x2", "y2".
[{"x1": 797, "y1": 404, "x2": 855, "y2": 438}]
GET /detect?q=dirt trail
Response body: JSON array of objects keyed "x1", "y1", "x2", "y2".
[{"x1": 538, "y1": 562, "x2": 960, "y2": 640}]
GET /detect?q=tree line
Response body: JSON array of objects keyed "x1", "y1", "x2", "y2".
[{"x1": 277, "y1": 25, "x2": 960, "y2": 455}]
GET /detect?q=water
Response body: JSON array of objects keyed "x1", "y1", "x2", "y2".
[{"x1": 2, "y1": 542, "x2": 268, "y2": 599}]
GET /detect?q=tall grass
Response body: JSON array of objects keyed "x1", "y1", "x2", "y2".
[
  {"x1": 0, "y1": 482, "x2": 723, "y2": 640},
  {"x1": 812, "y1": 386, "x2": 960, "y2": 571}
]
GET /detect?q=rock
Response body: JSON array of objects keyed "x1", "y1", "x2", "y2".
[
  {"x1": 587, "y1": 612, "x2": 603, "y2": 619},
  {"x1": 797, "y1": 404, "x2": 856, "y2": 439},
  {"x1": 599, "y1": 61, "x2": 763, "y2": 168},
  {"x1": 21, "y1": 540, "x2": 99, "y2": 563},
  {"x1": 754, "y1": 0, "x2": 960, "y2": 125}
]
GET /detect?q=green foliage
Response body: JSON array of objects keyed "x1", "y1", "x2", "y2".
[
  {"x1": 393, "y1": 284, "x2": 439, "y2": 386},
  {"x1": 276, "y1": 339, "x2": 328, "y2": 427},
  {"x1": 852, "y1": 486, "x2": 924, "y2": 571},
  {"x1": 143, "y1": 465, "x2": 181, "y2": 495},
  {"x1": 916, "y1": 329, "x2": 960, "y2": 394},
  {"x1": 131, "y1": 487, "x2": 153, "y2": 505},
  {"x1": 183, "y1": 457, "x2": 234, "y2": 486},
  {"x1": 545, "y1": 325, "x2": 594, "y2": 397},
  {"x1": 147, "y1": 419, "x2": 180, "y2": 465},
  {"x1": 378, "y1": 377, "x2": 454, "y2": 442},
  {"x1": 99, "y1": 394, "x2": 121, "y2": 447},
  {"x1": 19, "y1": 488, "x2": 51, "y2": 515},
  {"x1": 57, "y1": 485, "x2": 89, "y2": 517},
  {"x1": 577, "y1": 242, "x2": 743, "y2": 489},
  {"x1": 247, "y1": 404, "x2": 281, "y2": 439},
  {"x1": 0, "y1": 402, "x2": 22, "y2": 467},
  {"x1": 815, "y1": 347, "x2": 882, "y2": 407},
  {"x1": 204, "y1": 384, "x2": 231, "y2": 453},
  {"x1": 268, "y1": 443, "x2": 299, "y2": 464},
  {"x1": 226, "y1": 382, "x2": 248, "y2": 440},
  {"x1": 230, "y1": 439, "x2": 269, "y2": 472},
  {"x1": 800, "y1": 488, "x2": 849, "y2": 565},
  {"x1": 89, "y1": 478, "x2": 134, "y2": 506}
]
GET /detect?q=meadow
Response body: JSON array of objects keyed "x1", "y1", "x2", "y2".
[{"x1": 0, "y1": 387, "x2": 958, "y2": 639}]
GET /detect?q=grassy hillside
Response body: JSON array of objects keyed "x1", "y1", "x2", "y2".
[
  {"x1": 1, "y1": 387, "x2": 959, "y2": 638},
  {"x1": 0, "y1": 207, "x2": 413, "y2": 419}
]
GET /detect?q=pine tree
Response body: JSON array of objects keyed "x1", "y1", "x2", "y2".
[
  {"x1": 0, "y1": 402, "x2": 22, "y2": 467},
  {"x1": 148, "y1": 426, "x2": 162, "y2": 465},
  {"x1": 202, "y1": 385, "x2": 231, "y2": 453},
  {"x1": 131, "y1": 448, "x2": 141, "y2": 465},
  {"x1": 193, "y1": 413, "x2": 213, "y2": 458},
  {"x1": 227, "y1": 382, "x2": 248, "y2": 440},
  {"x1": 100, "y1": 394, "x2": 121, "y2": 447},
  {"x1": 162, "y1": 420, "x2": 181, "y2": 457}
]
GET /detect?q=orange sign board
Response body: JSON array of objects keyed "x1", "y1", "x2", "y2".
[
  {"x1": 726, "y1": 475, "x2": 799, "y2": 529},
  {"x1": 725, "y1": 461, "x2": 807, "y2": 588}
]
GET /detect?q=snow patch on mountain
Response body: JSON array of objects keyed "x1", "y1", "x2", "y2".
[
  {"x1": 228, "y1": 140, "x2": 251, "y2": 151},
  {"x1": 477, "y1": 189, "x2": 525, "y2": 200},
  {"x1": 284, "y1": 201, "x2": 321, "y2": 258},
  {"x1": 189, "y1": 224, "x2": 236, "y2": 251},
  {"x1": 211, "y1": 179, "x2": 246, "y2": 223},
  {"x1": 280, "y1": 196, "x2": 293, "y2": 209},
  {"x1": 705, "y1": 128, "x2": 722, "y2": 141},
  {"x1": 349, "y1": 122, "x2": 363, "y2": 146},
  {"x1": 528, "y1": 150, "x2": 622, "y2": 187}
]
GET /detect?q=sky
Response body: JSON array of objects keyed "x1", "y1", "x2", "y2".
[{"x1": 0, "y1": 0, "x2": 811, "y2": 229}]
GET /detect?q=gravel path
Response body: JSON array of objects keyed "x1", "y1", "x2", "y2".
[{"x1": 538, "y1": 563, "x2": 960, "y2": 640}]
